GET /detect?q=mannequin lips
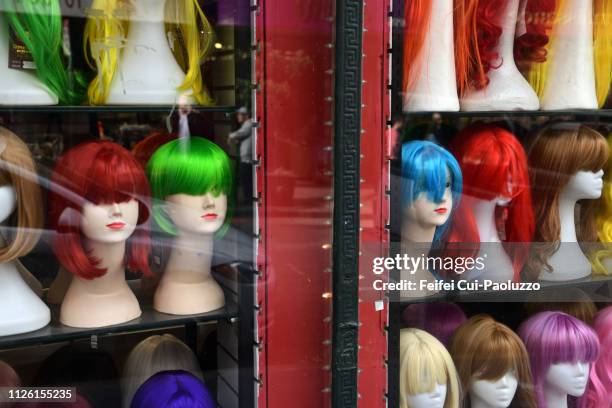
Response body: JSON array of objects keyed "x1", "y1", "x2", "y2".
[
  {"x1": 202, "y1": 213, "x2": 218, "y2": 221},
  {"x1": 106, "y1": 221, "x2": 126, "y2": 230},
  {"x1": 434, "y1": 207, "x2": 447, "y2": 214}
]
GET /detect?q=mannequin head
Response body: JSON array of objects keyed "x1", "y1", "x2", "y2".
[
  {"x1": 84, "y1": 0, "x2": 215, "y2": 105},
  {"x1": 401, "y1": 141, "x2": 462, "y2": 243},
  {"x1": 401, "y1": 302, "x2": 466, "y2": 347},
  {"x1": 122, "y1": 334, "x2": 203, "y2": 408},
  {"x1": 399, "y1": 328, "x2": 460, "y2": 408},
  {"x1": 446, "y1": 123, "x2": 534, "y2": 281},
  {"x1": 147, "y1": 137, "x2": 233, "y2": 238},
  {"x1": 450, "y1": 315, "x2": 536, "y2": 408},
  {"x1": 516, "y1": 0, "x2": 611, "y2": 107},
  {"x1": 130, "y1": 370, "x2": 214, "y2": 408},
  {"x1": 518, "y1": 311, "x2": 600, "y2": 408},
  {"x1": 582, "y1": 307, "x2": 612, "y2": 408},
  {"x1": 48, "y1": 141, "x2": 152, "y2": 280},
  {"x1": 526, "y1": 123, "x2": 609, "y2": 280},
  {"x1": 0, "y1": 127, "x2": 43, "y2": 262},
  {"x1": 2, "y1": 0, "x2": 86, "y2": 104}
]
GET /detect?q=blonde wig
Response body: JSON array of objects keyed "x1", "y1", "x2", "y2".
[
  {"x1": 84, "y1": 0, "x2": 215, "y2": 105},
  {"x1": 592, "y1": 131, "x2": 612, "y2": 275},
  {"x1": 399, "y1": 328, "x2": 460, "y2": 408},
  {"x1": 522, "y1": 0, "x2": 612, "y2": 107},
  {"x1": 524, "y1": 123, "x2": 609, "y2": 281},
  {"x1": 450, "y1": 315, "x2": 537, "y2": 408},
  {"x1": 121, "y1": 334, "x2": 203, "y2": 408},
  {"x1": 0, "y1": 127, "x2": 43, "y2": 262}
]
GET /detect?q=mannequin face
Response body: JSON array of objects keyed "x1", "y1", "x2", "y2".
[
  {"x1": 0, "y1": 185, "x2": 16, "y2": 224},
  {"x1": 470, "y1": 372, "x2": 518, "y2": 408},
  {"x1": 405, "y1": 179, "x2": 452, "y2": 228},
  {"x1": 80, "y1": 200, "x2": 139, "y2": 243},
  {"x1": 165, "y1": 193, "x2": 227, "y2": 235},
  {"x1": 545, "y1": 361, "x2": 590, "y2": 397},
  {"x1": 405, "y1": 383, "x2": 447, "y2": 408},
  {"x1": 562, "y1": 170, "x2": 604, "y2": 200}
]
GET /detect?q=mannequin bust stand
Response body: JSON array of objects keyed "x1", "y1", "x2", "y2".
[
  {"x1": 60, "y1": 240, "x2": 141, "y2": 328},
  {"x1": 460, "y1": 0, "x2": 539, "y2": 111},
  {"x1": 403, "y1": 0, "x2": 459, "y2": 112},
  {"x1": 106, "y1": 0, "x2": 193, "y2": 105},
  {"x1": 0, "y1": 14, "x2": 58, "y2": 105},
  {"x1": 539, "y1": 0, "x2": 598, "y2": 110},
  {"x1": 154, "y1": 233, "x2": 225, "y2": 315}
]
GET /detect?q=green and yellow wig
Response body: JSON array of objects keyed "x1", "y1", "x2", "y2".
[
  {"x1": 146, "y1": 137, "x2": 234, "y2": 237},
  {"x1": 84, "y1": 0, "x2": 215, "y2": 105},
  {"x1": 2, "y1": 0, "x2": 87, "y2": 104},
  {"x1": 593, "y1": 132, "x2": 612, "y2": 275}
]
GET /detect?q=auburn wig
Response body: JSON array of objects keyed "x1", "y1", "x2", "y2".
[
  {"x1": 402, "y1": 1, "x2": 432, "y2": 100},
  {"x1": 518, "y1": 311, "x2": 600, "y2": 408},
  {"x1": 593, "y1": 132, "x2": 612, "y2": 275},
  {"x1": 524, "y1": 287, "x2": 598, "y2": 325},
  {"x1": 399, "y1": 328, "x2": 461, "y2": 408},
  {"x1": 84, "y1": 0, "x2": 215, "y2": 105},
  {"x1": 401, "y1": 302, "x2": 466, "y2": 347},
  {"x1": 131, "y1": 132, "x2": 177, "y2": 169},
  {"x1": 450, "y1": 315, "x2": 537, "y2": 408},
  {"x1": 48, "y1": 141, "x2": 152, "y2": 280},
  {"x1": 0, "y1": 127, "x2": 43, "y2": 262},
  {"x1": 525, "y1": 124, "x2": 609, "y2": 281},
  {"x1": 517, "y1": 0, "x2": 612, "y2": 107},
  {"x1": 445, "y1": 123, "x2": 534, "y2": 281},
  {"x1": 582, "y1": 307, "x2": 612, "y2": 408}
]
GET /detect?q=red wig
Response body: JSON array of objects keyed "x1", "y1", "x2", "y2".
[
  {"x1": 402, "y1": 0, "x2": 432, "y2": 99},
  {"x1": 48, "y1": 141, "x2": 152, "y2": 280},
  {"x1": 131, "y1": 132, "x2": 177, "y2": 169},
  {"x1": 454, "y1": 0, "x2": 508, "y2": 95},
  {"x1": 514, "y1": 0, "x2": 557, "y2": 71},
  {"x1": 446, "y1": 124, "x2": 534, "y2": 281}
]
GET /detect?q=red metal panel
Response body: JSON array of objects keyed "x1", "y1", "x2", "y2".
[
  {"x1": 258, "y1": 0, "x2": 334, "y2": 407},
  {"x1": 359, "y1": 0, "x2": 390, "y2": 406}
]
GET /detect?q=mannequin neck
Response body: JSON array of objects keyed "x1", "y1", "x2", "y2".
[
  {"x1": 401, "y1": 214, "x2": 436, "y2": 247},
  {"x1": 557, "y1": 192, "x2": 578, "y2": 242},
  {"x1": 463, "y1": 195, "x2": 501, "y2": 243},
  {"x1": 130, "y1": 0, "x2": 167, "y2": 22},
  {"x1": 165, "y1": 232, "x2": 214, "y2": 282},
  {"x1": 74, "y1": 239, "x2": 128, "y2": 293},
  {"x1": 496, "y1": 0, "x2": 520, "y2": 65},
  {"x1": 470, "y1": 395, "x2": 498, "y2": 408},
  {"x1": 544, "y1": 386, "x2": 568, "y2": 408}
]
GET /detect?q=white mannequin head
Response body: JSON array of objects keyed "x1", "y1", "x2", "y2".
[
  {"x1": 405, "y1": 186, "x2": 452, "y2": 228},
  {"x1": 470, "y1": 372, "x2": 519, "y2": 408},
  {"x1": 561, "y1": 170, "x2": 604, "y2": 201},
  {"x1": 545, "y1": 362, "x2": 590, "y2": 397},
  {"x1": 81, "y1": 200, "x2": 139, "y2": 243},
  {"x1": 0, "y1": 186, "x2": 16, "y2": 224},
  {"x1": 164, "y1": 193, "x2": 227, "y2": 236},
  {"x1": 405, "y1": 383, "x2": 447, "y2": 408}
]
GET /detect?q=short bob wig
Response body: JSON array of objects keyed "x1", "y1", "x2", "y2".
[
  {"x1": 450, "y1": 314, "x2": 537, "y2": 408},
  {"x1": 0, "y1": 127, "x2": 43, "y2": 262},
  {"x1": 130, "y1": 370, "x2": 214, "y2": 408},
  {"x1": 48, "y1": 141, "x2": 152, "y2": 280},
  {"x1": 146, "y1": 137, "x2": 234, "y2": 237}
]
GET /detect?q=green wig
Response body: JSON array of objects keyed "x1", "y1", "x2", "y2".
[
  {"x1": 2, "y1": 0, "x2": 87, "y2": 105},
  {"x1": 147, "y1": 137, "x2": 234, "y2": 237}
]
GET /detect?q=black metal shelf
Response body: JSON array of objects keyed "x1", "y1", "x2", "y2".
[
  {"x1": 400, "y1": 109, "x2": 612, "y2": 119},
  {"x1": 0, "y1": 105, "x2": 237, "y2": 114}
]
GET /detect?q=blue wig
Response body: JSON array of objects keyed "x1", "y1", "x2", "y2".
[
  {"x1": 131, "y1": 370, "x2": 215, "y2": 408},
  {"x1": 401, "y1": 141, "x2": 462, "y2": 242}
]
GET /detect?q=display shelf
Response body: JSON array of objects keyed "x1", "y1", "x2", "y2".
[
  {"x1": 0, "y1": 301, "x2": 238, "y2": 351},
  {"x1": 399, "y1": 109, "x2": 612, "y2": 119},
  {"x1": 0, "y1": 105, "x2": 237, "y2": 114}
]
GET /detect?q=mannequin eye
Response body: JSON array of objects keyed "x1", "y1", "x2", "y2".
[{"x1": 445, "y1": 182, "x2": 451, "y2": 188}]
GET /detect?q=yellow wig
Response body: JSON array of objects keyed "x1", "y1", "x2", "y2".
[
  {"x1": 399, "y1": 328, "x2": 460, "y2": 408},
  {"x1": 593, "y1": 132, "x2": 612, "y2": 275},
  {"x1": 84, "y1": 0, "x2": 215, "y2": 105},
  {"x1": 526, "y1": 0, "x2": 611, "y2": 108}
]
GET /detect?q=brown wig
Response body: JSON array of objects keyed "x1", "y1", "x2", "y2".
[
  {"x1": 0, "y1": 127, "x2": 43, "y2": 262},
  {"x1": 524, "y1": 288, "x2": 598, "y2": 325},
  {"x1": 450, "y1": 314, "x2": 537, "y2": 408},
  {"x1": 524, "y1": 124, "x2": 609, "y2": 281}
]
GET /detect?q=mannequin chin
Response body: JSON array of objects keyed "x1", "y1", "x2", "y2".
[
  {"x1": 470, "y1": 372, "x2": 519, "y2": 408},
  {"x1": 405, "y1": 383, "x2": 447, "y2": 408},
  {"x1": 545, "y1": 362, "x2": 590, "y2": 398}
]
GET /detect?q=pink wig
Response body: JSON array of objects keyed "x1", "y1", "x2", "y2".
[
  {"x1": 518, "y1": 311, "x2": 600, "y2": 408},
  {"x1": 48, "y1": 141, "x2": 152, "y2": 280},
  {"x1": 581, "y1": 307, "x2": 612, "y2": 408},
  {"x1": 445, "y1": 123, "x2": 534, "y2": 281},
  {"x1": 401, "y1": 302, "x2": 466, "y2": 347}
]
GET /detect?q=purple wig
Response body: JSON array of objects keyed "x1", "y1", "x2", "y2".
[
  {"x1": 401, "y1": 302, "x2": 466, "y2": 347},
  {"x1": 130, "y1": 371, "x2": 215, "y2": 408},
  {"x1": 518, "y1": 312, "x2": 600, "y2": 408},
  {"x1": 581, "y1": 307, "x2": 612, "y2": 408}
]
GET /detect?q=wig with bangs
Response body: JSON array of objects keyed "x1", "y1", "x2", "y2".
[
  {"x1": 401, "y1": 302, "x2": 466, "y2": 347},
  {"x1": 399, "y1": 328, "x2": 460, "y2": 408},
  {"x1": 84, "y1": 0, "x2": 215, "y2": 105},
  {"x1": 0, "y1": 127, "x2": 43, "y2": 262},
  {"x1": 450, "y1": 315, "x2": 537, "y2": 408},
  {"x1": 48, "y1": 141, "x2": 152, "y2": 280},
  {"x1": 592, "y1": 132, "x2": 612, "y2": 275},
  {"x1": 401, "y1": 141, "x2": 462, "y2": 243},
  {"x1": 518, "y1": 311, "x2": 600, "y2": 408},
  {"x1": 517, "y1": 0, "x2": 612, "y2": 107},
  {"x1": 582, "y1": 306, "x2": 612, "y2": 408},
  {"x1": 525, "y1": 124, "x2": 609, "y2": 281},
  {"x1": 146, "y1": 137, "x2": 234, "y2": 237},
  {"x1": 130, "y1": 370, "x2": 214, "y2": 408},
  {"x1": 445, "y1": 123, "x2": 534, "y2": 281}
]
